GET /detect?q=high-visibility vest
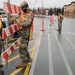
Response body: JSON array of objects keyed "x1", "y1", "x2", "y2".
[
  {"x1": 0, "y1": 19, "x2": 2, "y2": 28},
  {"x1": 0, "y1": 19, "x2": 2, "y2": 37},
  {"x1": 19, "y1": 13, "x2": 27, "y2": 29},
  {"x1": 58, "y1": 15, "x2": 60, "y2": 20},
  {"x1": 19, "y1": 13, "x2": 27, "y2": 21}
]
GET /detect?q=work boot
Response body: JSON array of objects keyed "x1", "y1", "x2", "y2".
[
  {"x1": 16, "y1": 60, "x2": 27, "y2": 69},
  {"x1": 0, "y1": 64, "x2": 3, "y2": 68},
  {"x1": 27, "y1": 52, "x2": 32, "y2": 62},
  {"x1": 27, "y1": 56, "x2": 32, "y2": 62},
  {"x1": 57, "y1": 29, "x2": 61, "y2": 32},
  {"x1": 27, "y1": 55, "x2": 32, "y2": 62},
  {"x1": 57, "y1": 29, "x2": 59, "y2": 31}
]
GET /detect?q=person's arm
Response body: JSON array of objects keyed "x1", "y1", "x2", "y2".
[
  {"x1": 15, "y1": 13, "x2": 33, "y2": 27},
  {"x1": 9, "y1": 14, "x2": 21, "y2": 25}
]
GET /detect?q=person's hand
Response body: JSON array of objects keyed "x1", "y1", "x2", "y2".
[{"x1": 10, "y1": 17, "x2": 16, "y2": 23}]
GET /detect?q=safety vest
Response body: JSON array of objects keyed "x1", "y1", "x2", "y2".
[
  {"x1": 19, "y1": 13, "x2": 27, "y2": 21},
  {"x1": 0, "y1": 19, "x2": 2, "y2": 37},
  {"x1": 19, "y1": 13, "x2": 27, "y2": 29},
  {"x1": 30, "y1": 12, "x2": 34, "y2": 17},
  {"x1": 0, "y1": 19, "x2": 2, "y2": 28},
  {"x1": 58, "y1": 15, "x2": 60, "y2": 20}
]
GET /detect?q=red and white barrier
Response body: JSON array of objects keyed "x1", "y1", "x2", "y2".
[
  {"x1": 2, "y1": 24, "x2": 20, "y2": 39},
  {"x1": 1, "y1": 24, "x2": 21, "y2": 62},
  {"x1": 3, "y1": 2, "x2": 21, "y2": 14},
  {"x1": 1, "y1": 2, "x2": 21, "y2": 63},
  {"x1": 1, "y1": 37, "x2": 21, "y2": 62}
]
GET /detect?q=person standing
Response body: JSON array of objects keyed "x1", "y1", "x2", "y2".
[
  {"x1": 10, "y1": 1, "x2": 34, "y2": 68},
  {"x1": 57, "y1": 12, "x2": 64, "y2": 32}
]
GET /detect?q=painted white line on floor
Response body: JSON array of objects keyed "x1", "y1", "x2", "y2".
[
  {"x1": 29, "y1": 32, "x2": 42, "y2": 75},
  {"x1": 48, "y1": 26, "x2": 54, "y2": 75},
  {"x1": 62, "y1": 32, "x2": 75, "y2": 49},
  {"x1": 54, "y1": 32, "x2": 73, "y2": 75}
]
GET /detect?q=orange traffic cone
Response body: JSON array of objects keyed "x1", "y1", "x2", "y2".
[{"x1": 41, "y1": 18, "x2": 45, "y2": 31}]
